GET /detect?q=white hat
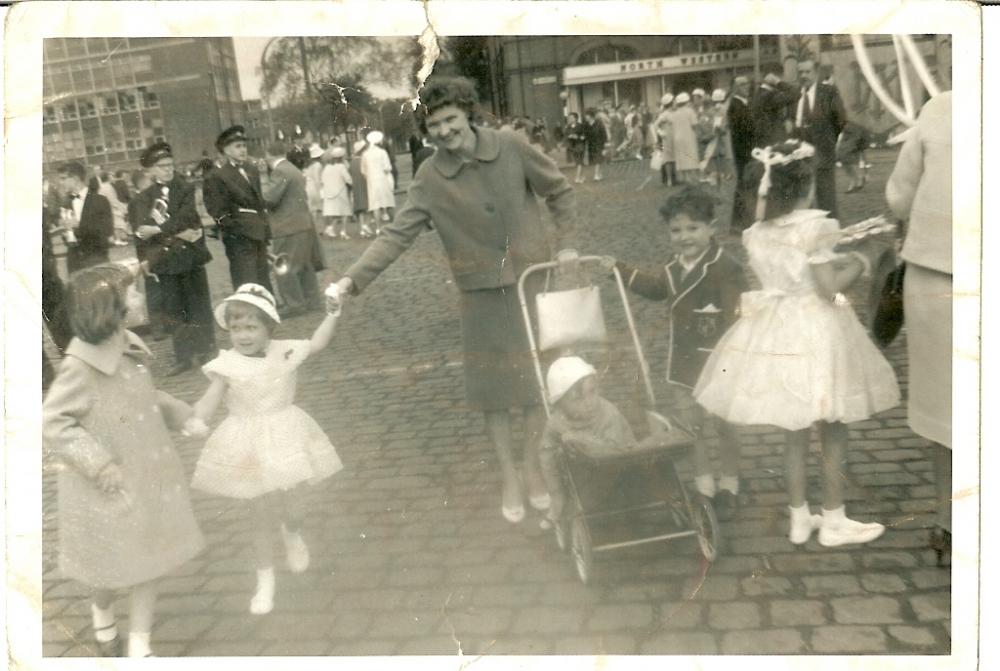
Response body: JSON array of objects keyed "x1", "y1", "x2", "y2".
[
  {"x1": 711, "y1": 88, "x2": 727, "y2": 102},
  {"x1": 352, "y1": 139, "x2": 367, "y2": 153},
  {"x1": 547, "y1": 356, "x2": 597, "y2": 406},
  {"x1": 309, "y1": 143, "x2": 324, "y2": 159},
  {"x1": 660, "y1": 93, "x2": 674, "y2": 106},
  {"x1": 692, "y1": 88, "x2": 706, "y2": 98},
  {"x1": 366, "y1": 130, "x2": 384, "y2": 145},
  {"x1": 214, "y1": 283, "x2": 280, "y2": 330},
  {"x1": 328, "y1": 146, "x2": 346, "y2": 159},
  {"x1": 675, "y1": 92, "x2": 691, "y2": 104}
]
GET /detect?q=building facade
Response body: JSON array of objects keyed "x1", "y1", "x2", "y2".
[
  {"x1": 487, "y1": 35, "x2": 948, "y2": 136},
  {"x1": 43, "y1": 37, "x2": 245, "y2": 175}
]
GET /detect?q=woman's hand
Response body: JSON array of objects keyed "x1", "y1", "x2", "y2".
[
  {"x1": 136, "y1": 224, "x2": 161, "y2": 240},
  {"x1": 97, "y1": 462, "x2": 124, "y2": 494}
]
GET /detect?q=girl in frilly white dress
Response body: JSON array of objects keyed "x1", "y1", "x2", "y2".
[
  {"x1": 693, "y1": 140, "x2": 900, "y2": 548},
  {"x1": 185, "y1": 283, "x2": 343, "y2": 614}
]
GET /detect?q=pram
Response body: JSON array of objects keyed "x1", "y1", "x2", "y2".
[{"x1": 517, "y1": 252, "x2": 720, "y2": 584}]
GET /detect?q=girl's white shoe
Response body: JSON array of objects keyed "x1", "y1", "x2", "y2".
[
  {"x1": 250, "y1": 567, "x2": 275, "y2": 615},
  {"x1": 788, "y1": 504, "x2": 823, "y2": 545},
  {"x1": 281, "y1": 525, "x2": 310, "y2": 573},
  {"x1": 818, "y1": 506, "x2": 885, "y2": 547}
]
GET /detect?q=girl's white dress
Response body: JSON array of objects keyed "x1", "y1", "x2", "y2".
[
  {"x1": 693, "y1": 210, "x2": 901, "y2": 431},
  {"x1": 192, "y1": 339, "x2": 343, "y2": 498}
]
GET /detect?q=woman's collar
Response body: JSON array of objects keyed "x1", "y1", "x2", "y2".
[
  {"x1": 432, "y1": 126, "x2": 501, "y2": 179},
  {"x1": 65, "y1": 330, "x2": 151, "y2": 376}
]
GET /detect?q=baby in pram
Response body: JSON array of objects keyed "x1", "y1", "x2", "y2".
[{"x1": 539, "y1": 356, "x2": 657, "y2": 524}]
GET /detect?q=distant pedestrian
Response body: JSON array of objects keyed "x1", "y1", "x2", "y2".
[
  {"x1": 728, "y1": 75, "x2": 755, "y2": 230},
  {"x1": 793, "y1": 59, "x2": 848, "y2": 219},
  {"x1": 321, "y1": 146, "x2": 353, "y2": 239},
  {"x1": 286, "y1": 130, "x2": 310, "y2": 170},
  {"x1": 42, "y1": 263, "x2": 205, "y2": 657},
  {"x1": 579, "y1": 108, "x2": 607, "y2": 183},
  {"x1": 837, "y1": 121, "x2": 871, "y2": 193},
  {"x1": 362, "y1": 130, "x2": 395, "y2": 234},
  {"x1": 184, "y1": 283, "x2": 344, "y2": 615},
  {"x1": 58, "y1": 161, "x2": 113, "y2": 274},
  {"x1": 564, "y1": 112, "x2": 585, "y2": 175},
  {"x1": 349, "y1": 139, "x2": 373, "y2": 238},
  {"x1": 303, "y1": 143, "x2": 325, "y2": 224},
  {"x1": 654, "y1": 94, "x2": 676, "y2": 186},
  {"x1": 694, "y1": 139, "x2": 900, "y2": 547},
  {"x1": 671, "y1": 92, "x2": 701, "y2": 183}
]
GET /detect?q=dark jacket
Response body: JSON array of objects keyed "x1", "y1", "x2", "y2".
[
  {"x1": 794, "y1": 83, "x2": 847, "y2": 164},
  {"x1": 286, "y1": 145, "x2": 309, "y2": 170},
  {"x1": 727, "y1": 95, "x2": 754, "y2": 169},
  {"x1": 202, "y1": 161, "x2": 271, "y2": 242},
  {"x1": 751, "y1": 83, "x2": 791, "y2": 149},
  {"x1": 261, "y1": 159, "x2": 313, "y2": 237},
  {"x1": 618, "y1": 240, "x2": 747, "y2": 388},
  {"x1": 581, "y1": 119, "x2": 607, "y2": 158},
  {"x1": 133, "y1": 175, "x2": 211, "y2": 275},
  {"x1": 65, "y1": 190, "x2": 113, "y2": 273}
]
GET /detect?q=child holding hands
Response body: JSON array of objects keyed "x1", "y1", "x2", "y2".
[
  {"x1": 185, "y1": 283, "x2": 344, "y2": 614},
  {"x1": 694, "y1": 140, "x2": 900, "y2": 546},
  {"x1": 607, "y1": 184, "x2": 748, "y2": 519},
  {"x1": 43, "y1": 263, "x2": 205, "y2": 657}
]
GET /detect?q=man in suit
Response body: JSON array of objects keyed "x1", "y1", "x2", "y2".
[
  {"x1": 286, "y1": 128, "x2": 310, "y2": 170},
  {"x1": 262, "y1": 141, "x2": 326, "y2": 316},
  {"x1": 203, "y1": 125, "x2": 274, "y2": 292},
  {"x1": 750, "y1": 71, "x2": 792, "y2": 151},
  {"x1": 133, "y1": 141, "x2": 216, "y2": 375},
  {"x1": 728, "y1": 75, "x2": 755, "y2": 230},
  {"x1": 57, "y1": 161, "x2": 113, "y2": 274},
  {"x1": 793, "y1": 59, "x2": 847, "y2": 219}
]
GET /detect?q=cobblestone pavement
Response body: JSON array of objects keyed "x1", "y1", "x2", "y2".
[{"x1": 42, "y1": 148, "x2": 951, "y2": 657}]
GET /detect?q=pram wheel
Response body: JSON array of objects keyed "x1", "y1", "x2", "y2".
[
  {"x1": 571, "y1": 515, "x2": 597, "y2": 584},
  {"x1": 692, "y1": 494, "x2": 721, "y2": 562}
]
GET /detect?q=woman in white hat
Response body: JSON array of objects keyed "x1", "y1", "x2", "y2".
[
  {"x1": 349, "y1": 139, "x2": 373, "y2": 238},
  {"x1": 361, "y1": 130, "x2": 395, "y2": 234},
  {"x1": 671, "y1": 92, "x2": 701, "y2": 183},
  {"x1": 654, "y1": 93, "x2": 676, "y2": 186},
  {"x1": 303, "y1": 143, "x2": 325, "y2": 227},
  {"x1": 321, "y1": 146, "x2": 353, "y2": 239}
]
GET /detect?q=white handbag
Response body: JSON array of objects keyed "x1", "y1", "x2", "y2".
[{"x1": 536, "y1": 284, "x2": 608, "y2": 351}]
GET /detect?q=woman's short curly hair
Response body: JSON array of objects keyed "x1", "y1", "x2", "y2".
[
  {"x1": 414, "y1": 77, "x2": 480, "y2": 133},
  {"x1": 747, "y1": 140, "x2": 816, "y2": 220}
]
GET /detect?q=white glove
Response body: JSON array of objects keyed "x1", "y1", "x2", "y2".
[{"x1": 182, "y1": 416, "x2": 209, "y2": 438}]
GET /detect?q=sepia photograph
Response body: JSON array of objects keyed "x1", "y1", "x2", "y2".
[{"x1": 4, "y1": 1, "x2": 984, "y2": 668}]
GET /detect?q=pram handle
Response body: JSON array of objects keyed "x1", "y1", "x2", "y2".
[{"x1": 517, "y1": 257, "x2": 657, "y2": 418}]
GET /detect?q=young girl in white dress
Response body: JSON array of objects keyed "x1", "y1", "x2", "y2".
[
  {"x1": 693, "y1": 140, "x2": 900, "y2": 547},
  {"x1": 185, "y1": 283, "x2": 343, "y2": 614}
]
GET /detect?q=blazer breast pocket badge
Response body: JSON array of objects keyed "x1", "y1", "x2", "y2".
[{"x1": 693, "y1": 303, "x2": 721, "y2": 339}]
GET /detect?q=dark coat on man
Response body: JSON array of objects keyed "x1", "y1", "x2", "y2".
[
  {"x1": 65, "y1": 190, "x2": 112, "y2": 274},
  {"x1": 286, "y1": 144, "x2": 310, "y2": 170},
  {"x1": 750, "y1": 83, "x2": 791, "y2": 150},
  {"x1": 617, "y1": 239, "x2": 747, "y2": 388},
  {"x1": 134, "y1": 173, "x2": 216, "y2": 365},
  {"x1": 795, "y1": 82, "x2": 848, "y2": 218},
  {"x1": 203, "y1": 160, "x2": 273, "y2": 292}
]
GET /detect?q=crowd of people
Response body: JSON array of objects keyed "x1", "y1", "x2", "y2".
[{"x1": 41, "y1": 73, "x2": 952, "y2": 658}]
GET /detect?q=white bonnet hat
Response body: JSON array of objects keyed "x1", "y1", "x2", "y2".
[
  {"x1": 691, "y1": 88, "x2": 706, "y2": 98},
  {"x1": 547, "y1": 356, "x2": 597, "y2": 406},
  {"x1": 309, "y1": 143, "x2": 324, "y2": 159},
  {"x1": 675, "y1": 92, "x2": 691, "y2": 104},
  {"x1": 214, "y1": 283, "x2": 281, "y2": 330},
  {"x1": 711, "y1": 88, "x2": 727, "y2": 102},
  {"x1": 367, "y1": 130, "x2": 384, "y2": 145},
  {"x1": 660, "y1": 93, "x2": 674, "y2": 106}
]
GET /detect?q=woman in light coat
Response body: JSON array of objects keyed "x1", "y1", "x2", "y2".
[
  {"x1": 321, "y1": 146, "x2": 353, "y2": 239},
  {"x1": 361, "y1": 130, "x2": 395, "y2": 234}
]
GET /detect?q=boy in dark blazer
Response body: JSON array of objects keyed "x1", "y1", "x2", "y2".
[
  {"x1": 58, "y1": 161, "x2": 112, "y2": 274},
  {"x1": 202, "y1": 125, "x2": 273, "y2": 292},
  {"x1": 609, "y1": 184, "x2": 747, "y2": 519}
]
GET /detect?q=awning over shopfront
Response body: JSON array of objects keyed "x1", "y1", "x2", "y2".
[{"x1": 562, "y1": 45, "x2": 780, "y2": 86}]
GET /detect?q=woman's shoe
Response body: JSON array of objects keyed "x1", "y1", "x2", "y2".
[
  {"x1": 501, "y1": 503, "x2": 525, "y2": 523},
  {"x1": 929, "y1": 526, "x2": 951, "y2": 567},
  {"x1": 281, "y1": 525, "x2": 310, "y2": 573},
  {"x1": 529, "y1": 492, "x2": 551, "y2": 511}
]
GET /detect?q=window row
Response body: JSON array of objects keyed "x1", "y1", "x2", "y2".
[{"x1": 44, "y1": 89, "x2": 160, "y2": 123}]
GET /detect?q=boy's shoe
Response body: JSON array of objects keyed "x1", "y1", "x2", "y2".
[
  {"x1": 281, "y1": 525, "x2": 310, "y2": 573},
  {"x1": 788, "y1": 505, "x2": 823, "y2": 545},
  {"x1": 250, "y1": 568, "x2": 275, "y2": 615},
  {"x1": 818, "y1": 507, "x2": 885, "y2": 547}
]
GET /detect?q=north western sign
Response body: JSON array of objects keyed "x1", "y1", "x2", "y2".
[{"x1": 563, "y1": 46, "x2": 778, "y2": 86}]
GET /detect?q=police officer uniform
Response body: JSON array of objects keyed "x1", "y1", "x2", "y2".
[{"x1": 202, "y1": 125, "x2": 273, "y2": 292}]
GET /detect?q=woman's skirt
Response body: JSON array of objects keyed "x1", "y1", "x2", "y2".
[
  {"x1": 459, "y1": 278, "x2": 544, "y2": 412},
  {"x1": 904, "y1": 263, "x2": 952, "y2": 447}
]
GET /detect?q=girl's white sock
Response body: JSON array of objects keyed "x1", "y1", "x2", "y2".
[
  {"x1": 718, "y1": 476, "x2": 739, "y2": 495},
  {"x1": 250, "y1": 567, "x2": 275, "y2": 615},
  {"x1": 822, "y1": 505, "x2": 847, "y2": 523},
  {"x1": 91, "y1": 603, "x2": 117, "y2": 642},
  {"x1": 127, "y1": 631, "x2": 151, "y2": 657},
  {"x1": 694, "y1": 474, "x2": 716, "y2": 498}
]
